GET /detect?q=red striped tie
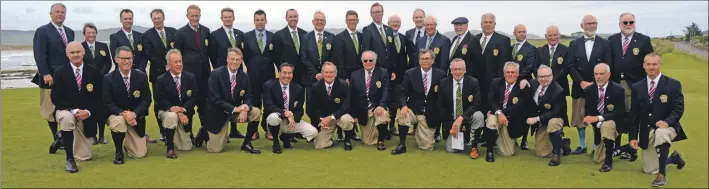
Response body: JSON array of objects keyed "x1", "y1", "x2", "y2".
[
  {"x1": 598, "y1": 87, "x2": 605, "y2": 114},
  {"x1": 58, "y1": 27, "x2": 68, "y2": 46},
  {"x1": 327, "y1": 85, "x2": 332, "y2": 97},
  {"x1": 503, "y1": 84, "x2": 511, "y2": 108},
  {"x1": 75, "y1": 68, "x2": 82, "y2": 89},
  {"x1": 622, "y1": 37, "x2": 629, "y2": 56},
  {"x1": 365, "y1": 71, "x2": 372, "y2": 96},
  {"x1": 649, "y1": 81, "x2": 656, "y2": 102},
  {"x1": 175, "y1": 76, "x2": 181, "y2": 99},
  {"x1": 282, "y1": 86, "x2": 289, "y2": 111},
  {"x1": 123, "y1": 77, "x2": 130, "y2": 96},
  {"x1": 423, "y1": 72, "x2": 429, "y2": 95},
  {"x1": 230, "y1": 74, "x2": 236, "y2": 98}
]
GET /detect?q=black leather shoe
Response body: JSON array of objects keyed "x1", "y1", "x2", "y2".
[
  {"x1": 241, "y1": 143, "x2": 261, "y2": 154},
  {"x1": 272, "y1": 144, "x2": 282, "y2": 154},
  {"x1": 194, "y1": 134, "x2": 204, "y2": 147},
  {"x1": 391, "y1": 144, "x2": 406, "y2": 155},
  {"x1": 485, "y1": 152, "x2": 495, "y2": 163},
  {"x1": 113, "y1": 152, "x2": 125, "y2": 165},
  {"x1": 283, "y1": 142, "x2": 293, "y2": 149},
  {"x1": 548, "y1": 154, "x2": 561, "y2": 166},
  {"x1": 166, "y1": 150, "x2": 177, "y2": 159},
  {"x1": 599, "y1": 164, "x2": 612, "y2": 172},
  {"x1": 514, "y1": 140, "x2": 519, "y2": 147},
  {"x1": 385, "y1": 133, "x2": 392, "y2": 140},
  {"x1": 65, "y1": 159, "x2": 78, "y2": 173},
  {"x1": 562, "y1": 138, "x2": 572, "y2": 156},
  {"x1": 571, "y1": 147, "x2": 587, "y2": 155},
  {"x1": 651, "y1": 173, "x2": 666, "y2": 187},
  {"x1": 49, "y1": 134, "x2": 63, "y2": 154},
  {"x1": 671, "y1": 151, "x2": 686, "y2": 169},
  {"x1": 344, "y1": 141, "x2": 352, "y2": 151},
  {"x1": 520, "y1": 140, "x2": 529, "y2": 150},
  {"x1": 230, "y1": 131, "x2": 245, "y2": 138},
  {"x1": 99, "y1": 137, "x2": 108, "y2": 144},
  {"x1": 336, "y1": 135, "x2": 345, "y2": 142},
  {"x1": 377, "y1": 142, "x2": 386, "y2": 151},
  {"x1": 289, "y1": 136, "x2": 299, "y2": 143}
]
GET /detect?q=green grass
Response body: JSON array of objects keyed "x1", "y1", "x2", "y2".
[{"x1": 2, "y1": 46, "x2": 707, "y2": 188}]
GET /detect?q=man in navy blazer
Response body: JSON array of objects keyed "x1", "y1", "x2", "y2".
[
  {"x1": 415, "y1": 16, "x2": 451, "y2": 74},
  {"x1": 362, "y1": 3, "x2": 394, "y2": 75},
  {"x1": 143, "y1": 8, "x2": 177, "y2": 142},
  {"x1": 110, "y1": 9, "x2": 148, "y2": 72},
  {"x1": 33, "y1": 3, "x2": 75, "y2": 146},
  {"x1": 209, "y1": 8, "x2": 246, "y2": 69},
  {"x1": 243, "y1": 9, "x2": 277, "y2": 140},
  {"x1": 80, "y1": 23, "x2": 111, "y2": 145}
]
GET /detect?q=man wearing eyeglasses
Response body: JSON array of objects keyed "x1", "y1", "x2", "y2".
[
  {"x1": 301, "y1": 11, "x2": 335, "y2": 131},
  {"x1": 567, "y1": 15, "x2": 612, "y2": 156},
  {"x1": 362, "y1": 3, "x2": 394, "y2": 78},
  {"x1": 608, "y1": 12, "x2": 654, "y2": 161},
  {"x1": 350, "y1": 50, "x2": 391, "y2": 151},
  {"x1": 525, "y1": 65, "x2": 570, "y2": 166}
]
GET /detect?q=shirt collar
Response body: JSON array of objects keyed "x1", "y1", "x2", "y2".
[
  {"x1": 171, "y1": 72, "x2": 182, "y2": 79},
  {"x1": 288, "y1": 26, "x2": 299, "y2": 34},
  {"x1": 427, "y1": 31, "x2": 437, "y2": 38},
  {"x1": 454, "y1": 77, "x2": 464, "y2": 84},
  {"x1": 421, "y1": 67, "x2": 431, "y2": 75},
  {"x1": 228, "y1": 68, "x2": 238, "y2": 77},
  {"x1": 314, "y1": 30, "x2": 323, "y2": 38},
  {"x1": 70, "y1": 63, "x2": 84, "y2": 71},
  {"x1": 86, "y1": 41, "x2": 95, "y2": 47},
  {"x1": 280, "y1": 82, "x2": 290, "y2": 88},
  {"x1": 189, "y1": 24, "x2": 200, "y2": 31},
  {"x1": 549, "y1": 43, "x2": 557, "y2": 50},
  {"x1": 622, "y1": 33, "x2": 634, "y2": 40},
  {"x1": 51, "y1": 22, "x2": 64, "y2": 30},
  {"x1": 598, "y1": 82, "x2": 609, "y2": 90},
  {"x1": 516, "y1": 40, "x2": 527, "y2": 46},
  {"x1": 457, "y1": 32, "x2": 468, "y2": 40},
  {"x1": 374, "y1": 22, "x2": 383, "y2": 29},
  {"x1": 325, "y1": 81, "x2": 334, "y2": 88},
  {"x1": 223, "y1": 26, "x2": 233, "y2": 32},
  {"x1": 154, "y1": 27, "x2": 164, "y2": 34},
  {"x1": 123, "y1": 28, "x2": 133, "y2": 36},
  {"x1": 505, "y1": 81, "x2": 516, "y2": 88},
  {"x1": 348, "y1": 28, "x2": 357, "y2": 34},
  {"x1": 121, "y1": 70, "x2": 132, "y2": 78},
  {"x1": 648, "y1": 73, "x2": 662, "y2": 85}
]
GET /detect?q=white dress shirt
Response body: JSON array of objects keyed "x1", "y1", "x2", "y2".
[
  {"x1": 549, "y1": 44, "x2": 557, "y2": 56},
  {"x1": 313, "y1": 30, "x2": 324, "y2": 41},
  {"x1": 495, "y1": 81, "x2": 516, "y2": 115},
  {"x1": 421, "y1": 68, "x2": 432, "y2": 95},
  {"x1": 514, "y1": 40, "x2": 527, "y2": 53},
  {"x1": 281, "y1": 83, "x2": 291, "y2": 108},
  {"x1": 647, "y1": 73, "x2": 662, "y2": 93},
  {"x1": 533, "y1": 84, "x2": 548, "y2": 122},
  {"x1": 324, "y1": 81, "x2": 337, "y2": 120},
  {"x1": 223, "y1": 26, "x2": 237, "y2": 43},
  {"x1": 348, "y1": 28, "x2": 358, "y2": 42},
  {"x1": 123, "y1": 29, "x2": 133, "y2": 42},
  {"x1": 51, "y1": 22, "x2": 68, "y2": 41},
  {"x1": 70, "y1": 63, "x2": 92, "y2": 117},
  {"x1": 189, "y1": 24, "x2": 200, "y2": 32},
  {"x1": 584, "y1": 35, "x2": 595, "y2": 61},
  {"x1": 452, "y1": 78, "x2": 464, "y2": 118},
  {"x1": 480, "y1": 33, "x2": 491, "y2": 53}
]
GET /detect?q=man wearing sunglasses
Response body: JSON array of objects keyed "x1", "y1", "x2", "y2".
[
  {"x1": 350, "y1": 50, "x2": 391, "y2": 151},
  {"x1": 608, "y1": 12, "x2": 654, "y2": 161}
]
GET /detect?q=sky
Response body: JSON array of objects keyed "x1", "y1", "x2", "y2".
[{"x1": 1, "y1": 1, "x2": 707, "y2": 37}]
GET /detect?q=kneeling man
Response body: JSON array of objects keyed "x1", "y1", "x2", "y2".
[
  {"x1": 526, "y1": 65, "x2": 570, "y2": 166},
  {"x1": 311, "y1": 62, "x2": 355, "y2": 150},
  {"x1": 438, "y1": 58, "x2": 484, "y2": 158}
]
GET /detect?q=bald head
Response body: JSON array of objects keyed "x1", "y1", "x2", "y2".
[
  {"x1": 593, "y1": 63, "x2": 611, "y2": 86},
  {"x1": 66, "y1": 41, "x2": 85, "y2": 65},
  {"x1": 513, "y1": 24, "x2": 527, "y2": 42}
]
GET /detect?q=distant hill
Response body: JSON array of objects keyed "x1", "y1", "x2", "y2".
[{"x1": 441, "y1": 30, "x2": 543, "y2": 40}]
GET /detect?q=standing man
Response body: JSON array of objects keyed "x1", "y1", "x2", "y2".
[
  {"x1": 50, "y1": 41, "x2": 102, "y2": 173},
  {"x1": 311, "y1": 62, "x2": 355, "y2": 150},
  {"x1": 332, "y1": 10, "x2": 364, "y2": 141},
  {"x1": 582, "y1": 63, "x2": 625, "y2": 172},
  {"x1": 483, "y1": 62, "x2": 530, "y2": 162},
  {"x1": 448, "y1": 17, "x2": 484, "y2": 145},
  {"x1": 537, "y1": 25, "x2": 570, "y2": 111},
  {"x1": 525, "y1": 65, "x2": 569, "y2": 166},
  {"x1": 263, "y1": 63, "x2": 319, "y2": 154},
  {"x1": 174, "y1": 5, "x2": 211, "y2": 147},
  {"x1": 209, "y1": 7, "x2": 248, "y2": 139},
  {"x1": 437, "y1": 59, "x2": 485, "y2": 158},
  {"x1": 243, "y1": 9, "x2": 277, "y2": 140},
  {"x1": 414, "y1": 16, "x2": 451, "y2": 73},
  {"x1": 405, "y1": 9, "x2": 426, "y2": 66},
  {"x1": 392, "y1": 49, "x2": 446, "y2": 155},
  {"x1": 81, "y1": 23, "x2": 111, "y2": 145},
  {"x1": 362, "y1": 3, "x2": 394, "y2": 75},
  {"x1": 110, "y1": 9, "x2": 148, "y2": 72},
  {"x1": 510, "y1": 24, "x2": 537, "y2": 150},
  {"x1": 143, "y1": 8, "x2": 177, "y2": 142},
  {"x1": 33, "y1": 3, "x2": 75, "y2": 147},
  {"x1": 350, "y1": 50, "x2": 391, "y2": 150},
  {"x1": 629, "y1": 53, "x2": 687, "y2": 187},
  {"x1": 104, "y1": 46, "x2": 152, "y2": 165},
  {"x1": 273, "y1": 9, "x2": 307, "y2": 85},
  {"x1": 301, "y1": 11, "x2": 335, "y2": 131},
  {"x1": 153, "y1": 49, "x2": 198, "y2": 158},
  {"x1": 609, "y1": 12, "x2": 654, "y2": 156},
  {"x1": 205, "y1": 48, "x2": 262, "y2": 154},
  {"x1": 567, "y1": 15, "x2": 612, "y2": 155},
  {"x1": 386, "y1": 14, "x2": 409, "y2": 137}
]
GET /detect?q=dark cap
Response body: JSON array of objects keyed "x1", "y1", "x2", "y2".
[{"x1": 451, "y1": 17, "x2": 468, "y2": 24}]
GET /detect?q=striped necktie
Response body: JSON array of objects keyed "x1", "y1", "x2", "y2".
[
  {"x1": 598, "y1": 87, "x2": 605, "y2": 114},
  {"x1": 75, "y1": 68, "x2": 82, "y2": 90}
]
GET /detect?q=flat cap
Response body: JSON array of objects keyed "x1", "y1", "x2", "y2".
[{"x1": 451, "y1": 17, "x2": 469, "y2": 24}]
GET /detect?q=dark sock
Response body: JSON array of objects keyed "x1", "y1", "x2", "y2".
[
  {"x1": 470, "y1": 129, "x2": 479, "y2": 148},
  {"x1": 344, "y1": 130, "x2": 353, "y2": 142},
  {"x1": 398, "y1": 126, "x2": 409, "y2": 145},
  {"x1": 260, "y1": 117, "x2": 269, "y2": 133},
  {"x1": 48, "y1": 121, "x2": 58, "y2": 140},
  {"x1": 111, "y1": 132, "x2": 125, "y2": 153},
  {"x1": 434, "y1": 125, "x2": 441, "y2": 139},
  {"x1": 604, "y1": 140, "x2": 614, "y2": 166},
  {"x1": 230, "y1": 122, "x2": 238, "y2": 134},
  {"x1": 593, "y1": 127, "x2": 602, "y2": 146},
  {"x1": 614, "y1": 135, "x2": 622, "y2": 149},
  {"x1": 376, "y1": 124, "x2": 388, "y2": 142},
  {"x1": 98, "y1": 120, "x2": 106, "y2": 138},
  {"x1": 269, "y1": 126, "x2": 280, "y2": 145},
  {"x1": 550, "y1": 131, "x2": 563, "y2": 155},
  {"x1": 243, "y1": 122, "x2": 258, "y2": 146},
  {"x1": 156, "y1": 118, "x2": 164, "y2": 135},
  {"x1": 61, "y1": 131, "x2": 74, "y2": 160},
  {"x1": 486, "y1": 128, "x2": 498, "y2": 153},
  {"x1": 474, "y1": 128, "x2": 483, "y2": 144},
  {"x1": 658, "y1": 143, "x2": 670, "y2": 175},
  {"x1": 521, "y1": 128, "x2": 529, "y2": 144},
  {"x1": 165, "y1": 129, "x2": 175, "y2": 150}
]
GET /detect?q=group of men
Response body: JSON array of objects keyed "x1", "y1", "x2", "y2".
[{"x1": 33, "y1": 2, "x2": 688, "y2": 187}]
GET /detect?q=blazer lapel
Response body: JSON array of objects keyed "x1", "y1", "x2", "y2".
[
  {"x1": 289, "y1": 84, "x2": 298, "y2": 107},
  {"x1": 653, "y1": 76, "x2": 667, "y2": 102},
  {"x1": 589, "y1": 36, "x2": 602, "y2": 62},
  {"x1": 625, "y1": 33, "x2": 638, "y2": 57}
]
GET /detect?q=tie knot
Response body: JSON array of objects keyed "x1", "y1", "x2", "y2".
[
  {"x1": 123, "y1": 77, "x2": 129, "y2": 80},
  {"x1": 229, "y1": 30, "x2": 233, "y2": 34},
  {"x1": 259, "y1": 32, "x2": 263, "y2": 37},
  {"x1": 292, "y1": 31, "x2": 296, "y2": 34},
  {"x1": 175, "y1": 76, "x2": 179, "y2": 80},
  {"x1": 624, "y1": 36, "x2": 629, "y2": 40},
  {"x1": 651, "y1": 81, "x2": 656, "y2": 85},
  {"x1": 283, "y1": 86, "x2": 287, "y2": 90},
  {"x1": 599, "y1": 87, "x2": 605, "y2": 92},
  {"x1": 318, "y1": 33, "x2": 322, "y2": 36}
]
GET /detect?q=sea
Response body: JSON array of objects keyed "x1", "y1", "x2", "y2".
[{"x1": 1, "y1": 50, "x2": 40, "y2": 89}]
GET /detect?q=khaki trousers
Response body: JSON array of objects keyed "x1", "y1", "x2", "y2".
[
  {"x1": 486, "y1": 115, "x2": 515, "y2": 156},
  {"x1": 158, "y1": 111, "x2": 193, "y2": 151},
  {"x1": 56, "y1": 110, "x2": 92, "y2": 161},
  {"x1": 593, "y1": 121, "x2": 618, "y2": 163},
  {"x1": 396, "y1": 109, "x2": 435, "y2": 151},
  {"x1": 266, "y1": 112, "x2": 318, "y2": 141},
  {"x1": 108, "y1": 115, "x2": 147, "y2": 158},
  {"x1": 40, "y1": 88, "x2": 55, "y2": 122},
  {"x1": 314, "y1": 114, "x2": 355, "y2": 149},
  {"x1": 571, "y1": 98, "x2": 587, "y2": 128},
  {"x1": 207, "y1": 108, "x2": 261, "y2": 153},
  {"x1": 642, "y1": 127, "x2": 677, "y2": 174},
  {"x1": 359, "y1": 109, "x2": 391, "y2": 145},
  {"x1": 534, "y1": 118, "x2": 564, "y2": 157}
]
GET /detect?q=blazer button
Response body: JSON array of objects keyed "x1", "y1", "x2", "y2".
[{"x1": 649, "y1": 113, "x2": 652, "y2": 116}]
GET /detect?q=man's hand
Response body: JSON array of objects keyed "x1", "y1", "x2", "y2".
[
  {"x1": 43, "y1": 74, "x2": 53, "y2": 86},
  {"x1": 629, "y1": 139, "x2": 639, "y2": 150},
  {"x1": 239, "y1": 105, "x2": 250, "y2": 112},
  {"x1": 656, "y1": 120, "x2": 669, "y2": 128},
  {"x1": 75, "y1": 110, "x2": 90, "y2": 121},
  {"x1": 399, "y1": 106, "x2": 410, "y2": 119},
  {"x1": 287, "y1": 116, "x2": 296, "y2": 130},
  {"x1": 450, "y1": 117, "x2": 463, "y2": 138},
  {"x1": 526, "y1": 117, "x2": 538, "y2": 125},
  {"x1": 177, "y1": 113, "x2": 189, "y2": 125},
  {"x1": 580, "y1": 81, "x2": 592, "y2": 89},
  {"x1": 238, "y1": 111, "x2": 247, "y2": 122},
  {"x1": 391, "y1": 73, "x2": 396, "y2": 80},
  {"x1": 128, "y1": 119, "x2": 138, "y2": 127},
  {"x1": 121, "y1": 111, "x2": 136, "y2": 122},
  {"x1": 346, "y1": 79, "x2": 350, "y2": 85},
  {"x1": 374, "y1": 106, "x2": 386, "y2": 117},
  {"x1": 320, "y1": 116, "x2": 333, "y2": 129},
  {"x1": 170, "y1": 106, "x2": 184, "y2": 113},
  {"x1": 353, "y1": 118, "x2": 358, "y2": 125},
  {"x1": 284, "y1": 111, "x2": 294, "y2": 118},
  {"x1": 582, "y1": 116, "x2": 599, "y2": 124},
  {"x1": 315, "y1": 73, "x2": 323, "y2": 80},
  {"x1": 520, "y1": 79, "x2": 529, "y2": 89},
  {"x1": 497, "y1": 113, "x2": 509, "y2": 127}
]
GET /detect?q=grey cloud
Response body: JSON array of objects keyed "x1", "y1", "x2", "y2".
[{"x1": 73, "y1": 7, "x2": 92, "y2": 14}]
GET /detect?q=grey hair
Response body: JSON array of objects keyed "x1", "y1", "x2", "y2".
[
  {"x1": 418, "y1": 49, "x2": 436, "y2": 61},
  {"x1": 503, "y1": 61, "x2": 519, "y2": 73},
  {"x1": 424, "y1": 15, "x2": 437, "y2": 25},
  {"x1": 313, "y1": 10, "x2": 325, "y2": 18},
  {"x1": 362, "y1": 50, "x2": 378, "y2": 60},
  {"x1": 115, "y1": 46, "x2": 133, "y2": 55},
  {"x1": 450, "y1": 58, "x2": 466, "y2": 69},
  {"x1": 165, "y1": 49, "x2": 182, "y2": 63},
  {"x1": 321, "y1": 61, "x2": 337, "y2": 73},
  {"x1": 388, "y1": 14, "x2": 400, "y2": 22},
  {"x1": 644, "y1": 52, "x2": 662, "y2": 64},
  {"x1": 545, "y1": 25, "x2": 559, "y2": 35},
  {"x1": 481, "y1": 13, "x2": 496, "y2": 23},
  {"x1": 581, "y1": 15, "x2": 597, "y2": 25},
  {"x1": 595, "y1": 63, "x2": 611, "y2": 73},
  {"x1": 619, "y1": 12, "x2": 635, "y2": 20},
  {"x1": 537, "y1": 64, "x2": 553, "y2": 76},
  {"x1": 413, "y1": 8, "x2": 425, "y2": 17},
  {"x1": 50, "y1": 3, "x2": 66, "y2": 11}
]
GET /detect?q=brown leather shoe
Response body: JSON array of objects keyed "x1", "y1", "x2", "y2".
[
  {"x1": 266, "y1": 132, "x2": 273, "y2": 140},
  {"x1": 146, "y1": 135, "x2": 158, "y2": 144},
  {"x1": 470, "y1": 148, "x2": 479, "y2": 159},
  {"x1": 166, "y1": 150, "x2": 177, "y2": 159}
]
